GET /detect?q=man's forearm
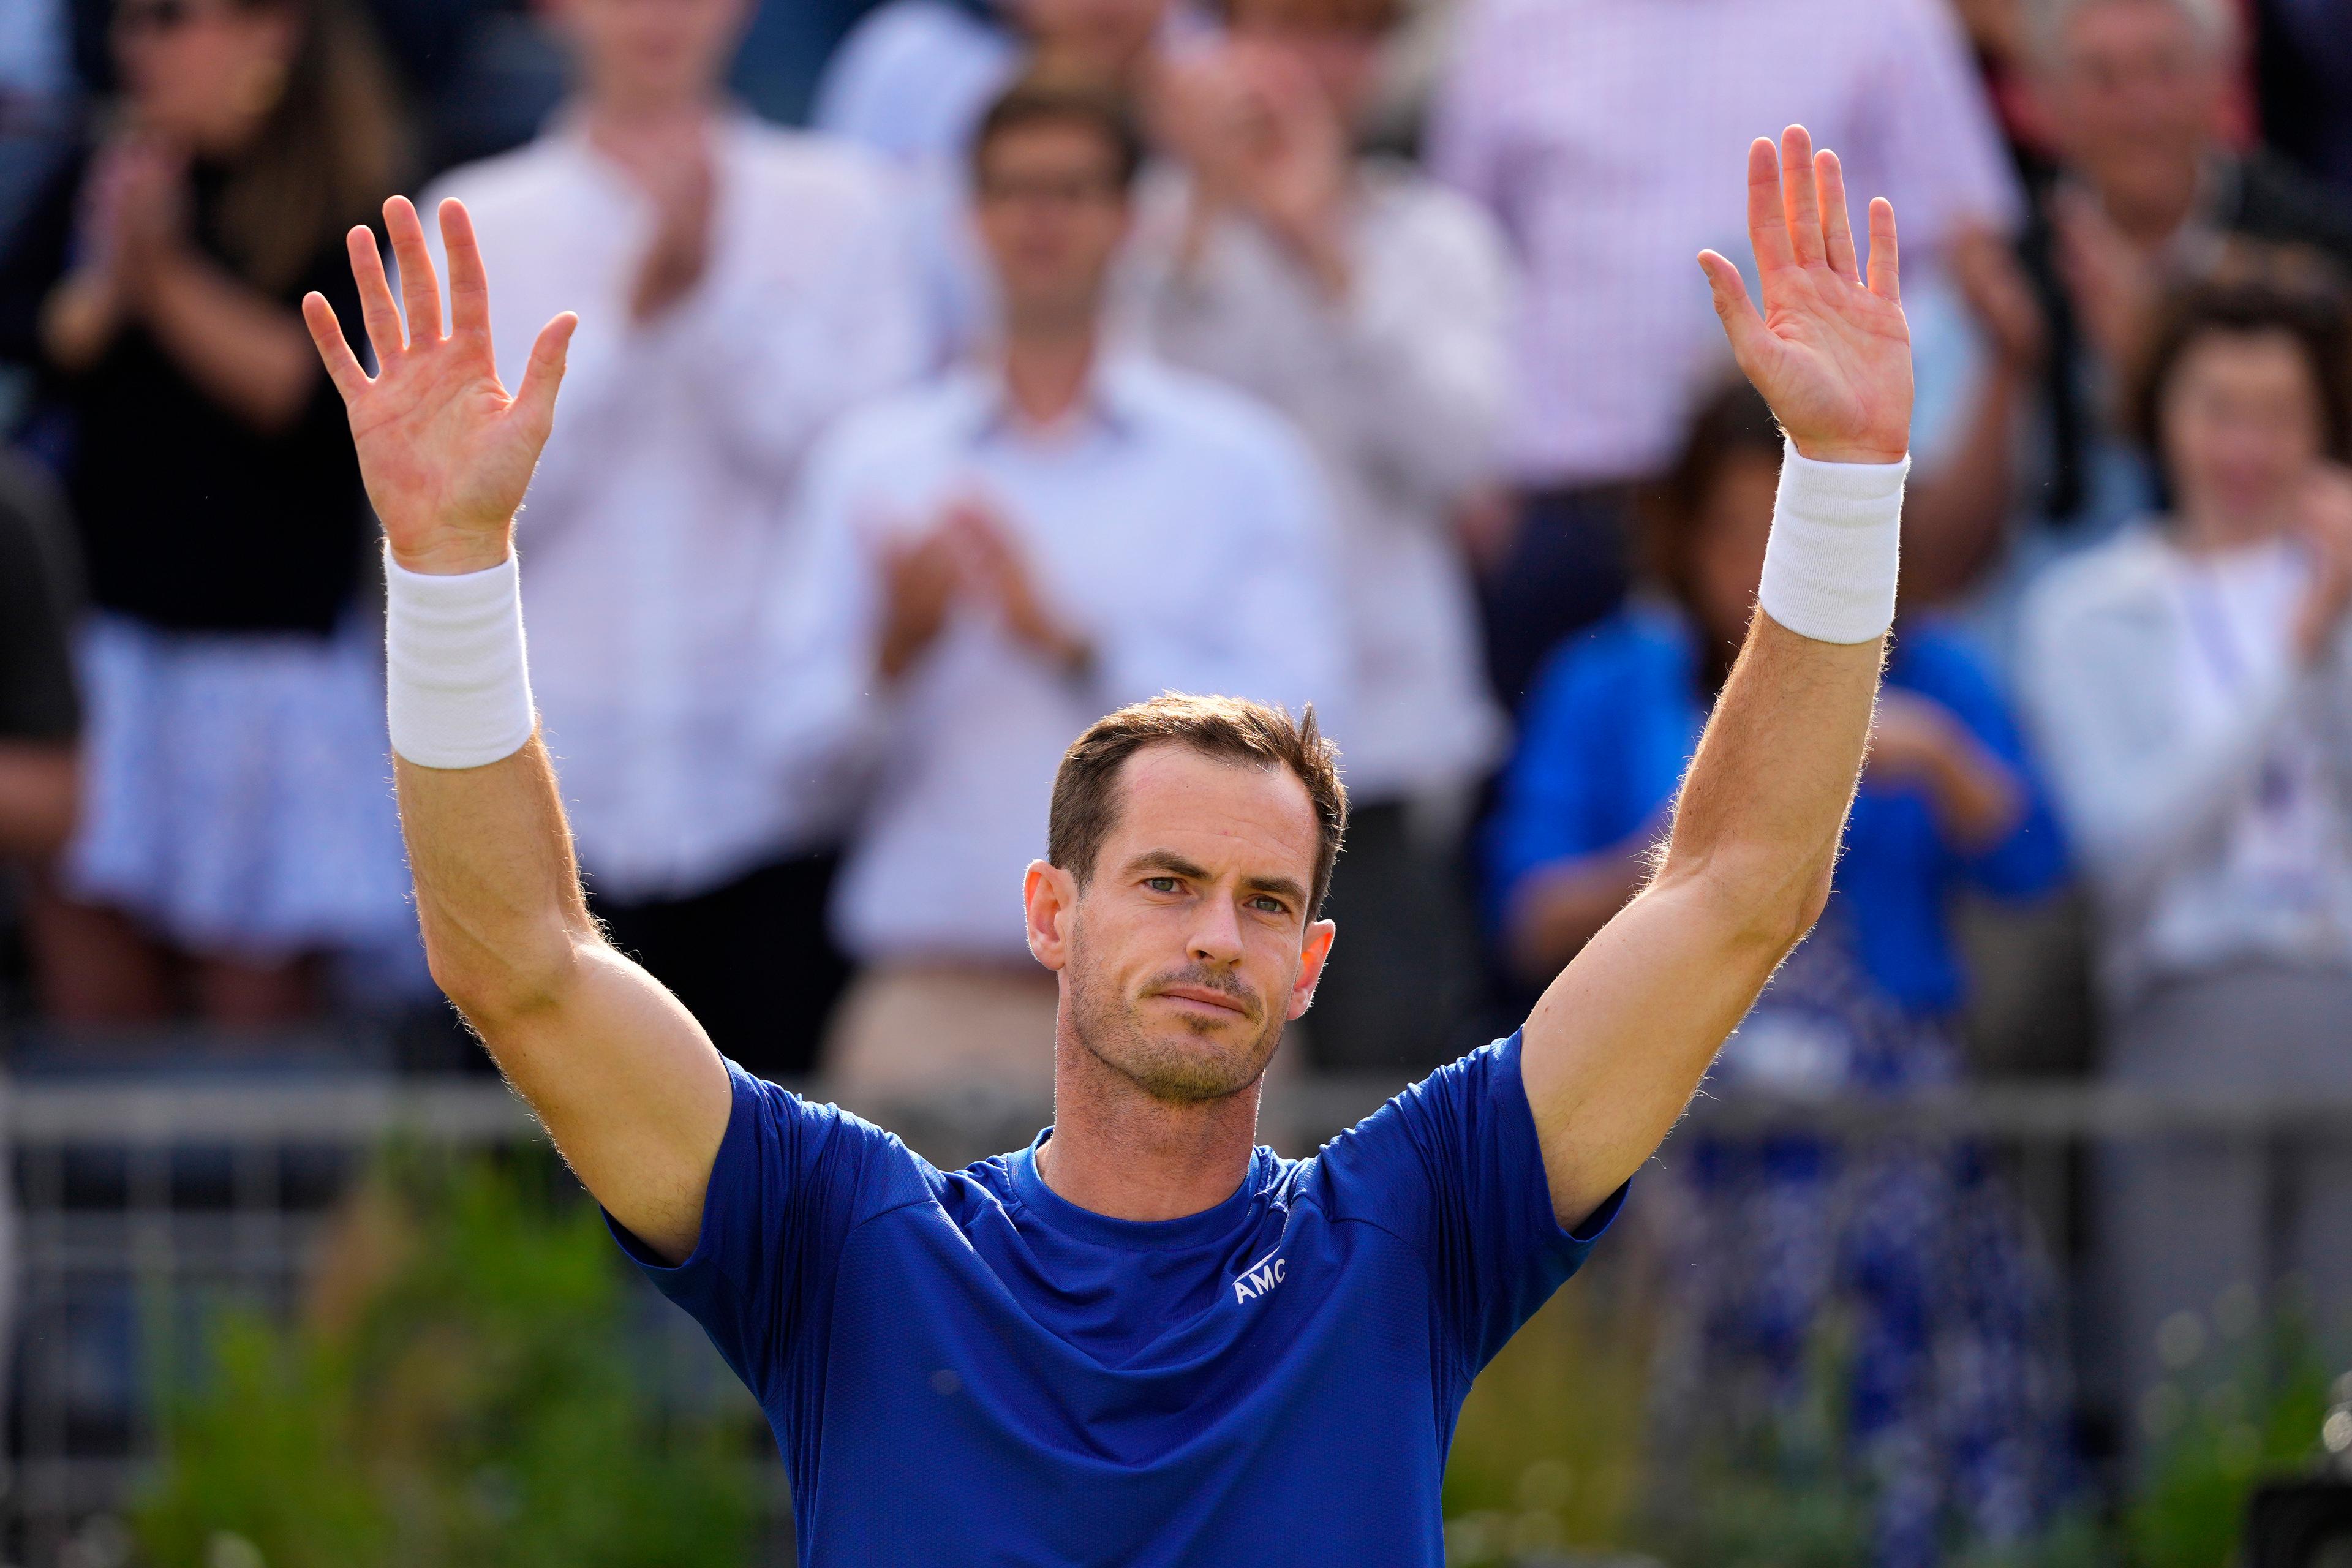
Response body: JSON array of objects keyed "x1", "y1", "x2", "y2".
[
  {"x1": 396, "y1": 737, "x2": 594, "y2": 1030},
  {"x1": 1654, "y1": 613, "x2": 1881, "y2": 940}
]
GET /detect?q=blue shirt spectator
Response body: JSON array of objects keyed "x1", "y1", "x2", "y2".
[{"x1": 1490, "y1": 601, "x2": 2065, "y2": 1020}]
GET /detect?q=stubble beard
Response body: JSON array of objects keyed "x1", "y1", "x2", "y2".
[{"x1": 1063, "y1": 926, "x2": 1284, "y2": 1106}]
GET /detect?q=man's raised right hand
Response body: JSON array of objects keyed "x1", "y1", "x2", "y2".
[{"x1": 303, "y1": 195, "x2": 576, "y2": 577}]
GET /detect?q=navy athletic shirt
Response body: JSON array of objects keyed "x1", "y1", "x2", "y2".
[{"x1": 610, "y1": 1031, "x2": 1623, "y2": 1564}]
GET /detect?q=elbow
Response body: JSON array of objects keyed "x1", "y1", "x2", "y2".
[
  {"x1": 1663, "y1": 842, "x2": 1836, "y2": 964},
  {"x1": 421, "y1": 914, "x2": 593, "y2": 1032}
]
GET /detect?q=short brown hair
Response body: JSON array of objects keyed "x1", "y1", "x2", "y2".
[
  {"x1": 970, "y1": 75, "x2": 1147, "y2": 192},
  {"x1": 1048, "y1": 694, "x2": 1349, "y2": 916},
  {"x1": 2127, "y1": 243, "x2": 2352, "y2": 492}
]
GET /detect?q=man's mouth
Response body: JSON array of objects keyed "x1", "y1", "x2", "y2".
[{"x1": 1152, "y1": 984, "x2": 1254, "y2": 1019}]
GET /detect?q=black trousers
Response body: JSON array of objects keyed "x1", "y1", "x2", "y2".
[{"x1": 589, "y1": 849, "x2": 851, "y2": 1082}]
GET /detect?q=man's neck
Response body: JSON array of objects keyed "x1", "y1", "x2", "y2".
[
  {"x1": 1000, "y1": 323, "x2": 1100, "y2": 429},
  {"x1": 1035, "y1": 1033, "x2": 1265, "y2": 1223}
]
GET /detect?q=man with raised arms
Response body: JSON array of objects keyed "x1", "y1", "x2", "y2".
[{"x1": 304, "y1": 125, "x2": 1913, "y2": 1562}]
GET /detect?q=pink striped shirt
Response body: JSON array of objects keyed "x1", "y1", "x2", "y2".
[{"x1": 1430, "y1": 0, "x2": 2021, "y2": 486}]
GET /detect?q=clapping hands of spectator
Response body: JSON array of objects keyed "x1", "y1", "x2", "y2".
[
  {"x1": 2292, "y1": 466, "x2": 2352, "y2": 664},
  {"x1": 875, "y1": 500, "x2": 1093, "y2": 682},
  {"x1": 2052, "y1": 184, "x2": 2158, "y2": 372},
  {"x1": 1867, "y1": 688, "x2": 2025, "y2": 850},
  {"x1": 1158, "y1": 41, "x2": 1354, "y2": 299},
  {"x1": 594, "y1": 117, "x2": 717, "y2": 323},
  {"x1": 1948, "y1": 224, "x2": 2045, "y2": 372}
]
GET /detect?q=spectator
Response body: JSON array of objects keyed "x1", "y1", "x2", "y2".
[
  {"x1": 1127, "y1": 0, "x2": 1505, "y2": 1069},
  {"x1": 417, "y1": 0, "x2": 924, "y2": 1080},
  {"x1": 1489, "y1": 383, "x2": 2073, "y2": 1568},
  {"x1": 785, "y1": 80, "x2": 1345, "y2": 1100},
  {"x1": 0, "y1": 0, "x2": 412, "y2": 1026},
  {"x1": 813, "y1": 0, "x2": 1172, "y2": 165},
  {"x1": 1426, "y1": 0, "x2": 2022, "y2": 707},
  {"x1": 2019, "y1": 0, "x2": 2352, "y2": 538},
  {"x1": 2018, "y1": 251, "x2": 2352, "y2": 1448}
]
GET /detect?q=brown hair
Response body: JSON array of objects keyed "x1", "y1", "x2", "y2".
[
  {"x1": 1639, "y1": 379, "x2": 1784, "y2": 614},
  {"x1": 212, "y1": 0, "x2": 409, "y2": 294},
  {"x1": 970, "y1": 74, "x2": 1147, "y2": 193},
  {"x1": 2125, "y1": 243, "x2": 2352, "y2": 492},
  {"x1": 1048, "y1": 694, "x2": 1349, "y2": 916}
]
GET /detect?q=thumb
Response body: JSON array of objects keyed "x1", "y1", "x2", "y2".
[
  {"x1": 513, "y1": 311, "x2": 578, "y2": 441},
  {"x1": 1697, "y1": 250, "x2": 1772, "y2": 377}
]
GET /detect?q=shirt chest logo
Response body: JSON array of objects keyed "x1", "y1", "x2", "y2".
[{"x1": 1232, "y1": 1248, "x2": 1287, "y2": 1304}]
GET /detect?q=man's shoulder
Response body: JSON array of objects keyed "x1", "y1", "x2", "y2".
[
  {"x1": 421, "y1": 137, "x2": 577, "y2": 222},
  {"x1": 726, "y1": 118, "x2": 900, "y2": 212},
  {"x1": 805, "y1": 372, "x2": 980, "y2": 472}
]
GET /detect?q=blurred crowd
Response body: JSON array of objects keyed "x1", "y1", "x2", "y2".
[{"x1": 2, "y1": 0, "x2": 2351, "y2": 1558}]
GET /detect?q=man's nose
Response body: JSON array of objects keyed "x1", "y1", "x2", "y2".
[{"x1": 1188, "y1": 897, "x2": 1245, "y2": 965}]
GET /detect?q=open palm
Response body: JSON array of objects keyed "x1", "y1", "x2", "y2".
[
  {"x1": 1700, "y1": 127, "x2": 1912, "y2": 466},
  {"x1": 303, "y1": 195, "x2": 576, "y2": 576}
]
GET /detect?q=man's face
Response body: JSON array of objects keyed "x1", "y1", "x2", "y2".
[
  {"x1": 973, "y1": 119, "x2": 1133, "y2": 330},
  {"x1": 1224, "y1": 0, "x2": 1393, "y2": 126},
  {"x1": 554, "y1": 0, "x2": 748, "y2": 110},
  {"x1": 1026, "y1": 745, "x2": 1336, "y2": 1103},
  {"x1": 2043, "y1": 0, "x2": 2225, "y2": 214}
]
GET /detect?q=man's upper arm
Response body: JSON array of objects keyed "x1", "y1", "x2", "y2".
[
  {"x1": 1316, "y1": 1037, "x2": 1622, "y2": 1376},
  {"x1": 606, "y1": 1060, "x2": 911, "y2": 1404}
]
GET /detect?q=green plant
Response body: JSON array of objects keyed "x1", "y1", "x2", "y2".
[
  {"x1": 2122, "y1": 1322, "x2": 2335, "y2": 1568},
  {"x1": 134, "y1": 1150, "x2": 766, "y2": 1568}
]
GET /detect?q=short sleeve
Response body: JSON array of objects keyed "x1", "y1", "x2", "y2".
[
  {"x1": 1311, "y1": 1034, "x2": 1625, "y2": 1379},
  {"x1": 606, "y1": 1062, "x2": 914, "y2": 1406}
]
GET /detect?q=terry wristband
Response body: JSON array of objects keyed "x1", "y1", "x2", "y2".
[
  {"x1": 1755, "y1": 440, "x2": 1910, "y2": 645},
  {"x1": 385, "y1": 548, "x2": 536, "y2": 769}
]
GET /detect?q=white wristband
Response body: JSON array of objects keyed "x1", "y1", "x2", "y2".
[
  {"x1": 1755, "y1": 440, "x2": 1910, "y2": 645},
  {"x1": 385, "y1": 549, "x2": 536, "y2": 769}
]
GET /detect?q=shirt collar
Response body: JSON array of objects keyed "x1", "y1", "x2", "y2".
[{"x1": 946, "y1": 345, "x2": 1161, "y2": 446}]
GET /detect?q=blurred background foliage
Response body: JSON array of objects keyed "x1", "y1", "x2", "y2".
[{"x1": 130, "y1": 1148, "x2": 764, "y2": 1568}]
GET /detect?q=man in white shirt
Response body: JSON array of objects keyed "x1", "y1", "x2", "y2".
[
  {"x1": 785, "y1": 78, "x2": 1346, "y2": 1099},
  {"x1": 419, "y1": 0, "x2": 924, "y2": 1077},
  {"x1": 1130, "y1": 0, "x2": 1508, "y2": 1069},
  {"x1": 1428, "y1": 0, "x2": 2020, "y2": 706}
]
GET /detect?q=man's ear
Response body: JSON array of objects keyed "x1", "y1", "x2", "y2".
[
  {"x1": 1023, "y1": 859, "x2": 1078, "y2": 971},
  {"x1": 1286, "y1": 918, "x2": 1336, "y2": 1021}
]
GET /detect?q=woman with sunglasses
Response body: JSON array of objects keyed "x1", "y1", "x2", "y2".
[{"x1": 0, "y1": 0, "x2": 409, "y2": 1025}]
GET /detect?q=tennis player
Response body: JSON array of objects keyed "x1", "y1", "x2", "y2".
[{"x1": 306, "y1": 124, "x2": 1913, "y2": 1563}]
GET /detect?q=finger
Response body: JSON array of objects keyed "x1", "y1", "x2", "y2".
[
  {"x1": 1744, "y1": 137, "x2": 1796, "y2": 277},
  {"x1": 1698, "y1": 249, "x2": 1773, "y2": 374},
  {"x1": 513, "y1": 311, "x2": 578, "y2": 442},
  {"x1": 439, "y1": 197, "x2": 491, "y2": 339},
  {"x1": 346, "y1": 224, "x2": 407, "y2": 363},
  {"x1": 382, "y1": 195, "x2": 442, "y2": 345},
  {"x1": 1816, "y1": 149, "x2": 1860, "y2": 284},
  {"x1": 1866, "y1": 196, "x2": 1901, "y2": 304},
  {"x1": 301, "y1": 290, "x2": 370, "y2": 403},
  {"x1": 1780, "y1": 125, "x2": 1825, "y2": 268}
]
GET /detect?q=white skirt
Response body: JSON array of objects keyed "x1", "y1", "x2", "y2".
[{"x1": 64, "y1": 612, "x2": 415, "y2": 960}]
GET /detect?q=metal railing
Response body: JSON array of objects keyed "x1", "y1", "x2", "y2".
[{"x1": 4, "y1": 1058, "x2": 2350, "y2": 1567}]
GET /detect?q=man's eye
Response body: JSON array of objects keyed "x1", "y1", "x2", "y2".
[
  {"x1": 1248, "y1": 896, "x2": 1287, "y2": 915},
  {"x1": 1145, "y1": 876, "x2": 1180, "y2": 893}
]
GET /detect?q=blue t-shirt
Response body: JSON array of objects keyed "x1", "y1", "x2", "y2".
[{"x1": 611, "y1": 1033, "x2": 1619, "y2": 1565}]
